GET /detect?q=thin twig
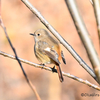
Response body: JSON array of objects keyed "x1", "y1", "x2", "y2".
[
  {"x1": 0, "y1": 51, "x2": 100, "y2": 91},
  {"x1": 64, "y1": 0, "x2": 100, "y2": 84},
  {"x1": 0, "y1": 19, "x2": 41, "y2": 100},
  {"x1": 21, "y1": 0, "x2": 97, "y2": 83}
]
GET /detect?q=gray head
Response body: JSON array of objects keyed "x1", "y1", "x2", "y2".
[{"x1": 30, "y1": 29, "x2": 51, "y2": 42}]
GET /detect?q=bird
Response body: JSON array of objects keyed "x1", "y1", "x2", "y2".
[{"x1": 30, "y1": 29, "x2": 66, "y2": 82}]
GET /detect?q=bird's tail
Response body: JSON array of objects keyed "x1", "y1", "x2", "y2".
[{"x1": 56, "y1": 65, "x2": 64, "y2": 82}]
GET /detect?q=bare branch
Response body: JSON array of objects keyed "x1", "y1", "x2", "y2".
[
  {"x1": 0, "y1": 51, "x2": 100, "y2": 91},
  {"x1": 90, "y1": 0, "x2": 93, "y2": 5},
  {"x1": 92, "y1": 0, "x2": 100, "y2": 45},
  {"x1": 0, "y1": 19, "x2": 41, "y2": 100},
  {"x1": 21, "y1": 0, "x2": 97, "y2": 83},
  {"x1": 64, "y1": 0, "x2": 100, "y2": 84}
]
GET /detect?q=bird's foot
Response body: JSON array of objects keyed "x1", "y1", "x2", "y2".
[
  {"x1": 51, "y1": 66, "x2": 57, "y2": 73},
  {"x1": 40, "y1": 63, "x2": 45, "y2": 69}
]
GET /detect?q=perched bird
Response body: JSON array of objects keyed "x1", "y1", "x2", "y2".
[{"x1": 30, "y1": 29, "x2": 66, "y2": 82}]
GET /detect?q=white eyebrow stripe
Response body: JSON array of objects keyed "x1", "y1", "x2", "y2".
[{"x1": 44, "y1": 47, "x2": 51, "y2": 52}]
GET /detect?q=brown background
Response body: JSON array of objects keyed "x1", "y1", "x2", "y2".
[{"x1": 0, "y1": 0, "x2": 100, "y2": 100}]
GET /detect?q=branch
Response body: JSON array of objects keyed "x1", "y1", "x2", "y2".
[
  {"x1": 64, "y1": 0, "x2": 100, "y2": 84},
  {"x1": 0, "y1": 51, "x2": 100, "y2": 91},
  {"x1": 21, "y1": 0, "x2": 97, "y2": 83},
  {"x1": 90, "y1": 0, "x2": 93, "y2": 5},
  {"x1": 92, "y1": 0, "x2": 100, "y2": 45},
  {"x1": 0, "y1": 19, "x2": 41, "y2": 100}
]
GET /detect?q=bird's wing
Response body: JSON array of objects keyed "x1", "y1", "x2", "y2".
[
  {"x1": 61, "y1": 50, "x2": 66, "y2": 64},
  {"x1": 44, "y1": 47, "x2": 60, "y2": 65}
]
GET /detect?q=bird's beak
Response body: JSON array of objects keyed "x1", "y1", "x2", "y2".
[{"x1": 30, "y1": 33, "x2": 36, "y2": 36}]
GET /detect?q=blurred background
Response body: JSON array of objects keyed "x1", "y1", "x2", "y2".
[{"x1": 0, "y1": 0, "x2": 100, "y2": 100}]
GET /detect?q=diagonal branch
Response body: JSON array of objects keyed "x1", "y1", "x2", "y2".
[
  {"x1": 21, "y1": 0, "x2": 97, "y2": 83},
  {"x1": 90, "y1": 0, "x2": 93, "y2": 5},
  {"x1": 64, "y1": 0, "x2": 100, "y2": 84},
  {"x1": 0, "y1": 51, "x2": 100, "y2": 91},
  {"x1": 92, "y1": 0, "x2": 100, "y2": 45},
  {"x1": 0, "y1": 18, "x2": 41, "y2": 100}
]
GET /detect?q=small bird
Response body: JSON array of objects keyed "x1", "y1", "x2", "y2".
[{"x1": 30, "y1": 29, "x2": 66, "y2": 82}]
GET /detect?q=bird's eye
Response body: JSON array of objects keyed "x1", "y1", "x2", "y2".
[{"x1": 37, "y1": 34, "x2": 40, "y2": 36}]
